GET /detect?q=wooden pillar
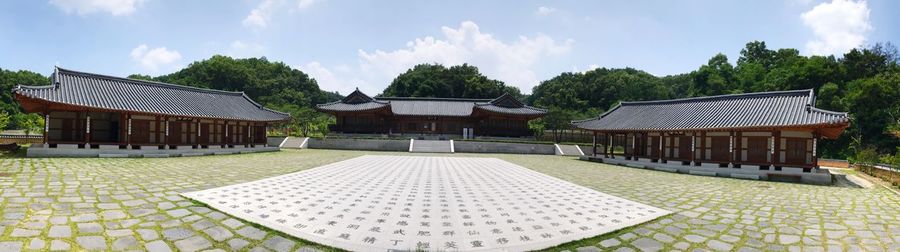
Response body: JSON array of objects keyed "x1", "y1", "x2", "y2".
[
  {"x1": 85, "y1": 113, "x2": 91, "y2": 147},
  {"x1": 659, "y1": 132, "x2": 668, "y2": 164},
  {"x1": 126, "y1": 114, "x2": 132, "y2": 148},
  {"x1": 812, "y1": 133, "x2": 819, "y2": 169},
  {"x1": 592, "y1": 131, "x2": 597, "y2": 157},
  {"x1": 43, "y1": 110, "x2": 49, "y2": 147},
  {"x1": 224, "y1": 120, "x2": 229, "y2": 147},
  {"x1": 163, "y1": 117, "x2": 169, "y2": 149},
  {"x1": 607, "y1": 133, "x2": 613, "y2": 158},
  {"x1": 773, "y1": 131, "x2": 781, "y2": 170},
  {"x1": 733, "y1": 131, "x2": 740, "y2": 168},
  {"x1": 696, "y1": 132, "x2": 705, "y2": 166}
]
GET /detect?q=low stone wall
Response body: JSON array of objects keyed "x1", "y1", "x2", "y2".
[
  {"x1": 581, "y1": 156, "x2": 833, "y2": 185},
  {"x1": 267, "y1": 137, "x2": 287, "y2": 147},
  {"x1": 26, "y1": 145, "x2": 280, "y2": 158},
  {"x1": 307, "y1": 138, "x2": 409, "y2": 152},
  {"x1": 818, "y1": 159, "x2": 850, "y2": 168},
  {"x1": 454, "y1": 141, "x2": 555, "y2": 155}
]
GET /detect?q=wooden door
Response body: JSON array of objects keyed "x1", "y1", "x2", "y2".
[
  {"x1": 678, "y1": 136, "x2": 692, "y2": 159},
  {"x1": 649, "y1": 136, "x2": 660, "y2": 158},
  {"x1": 131, "y1": 120, "x2": 150, "y2": 144},
  {"x1": 199, "y1": 123, "x2": 210, "y2": 144},
  {"x1": 61, "y1": 118, "x2": 74, "y2": 141},
  {"x1": 785, "y1": 138, "x2": 808, "y2": 165},
  {"x1": 169, "y1": 122, "x2": 182, "y2": 145},
  {"x1": 633, "y1": 134, "x2": 645, "y2": 156},
  {"x1": 710, "y1": 136, "x2": 730, "y2": 162},
  {"x1": 746, "y1": 137, "x2": 769, "y2": 163}
]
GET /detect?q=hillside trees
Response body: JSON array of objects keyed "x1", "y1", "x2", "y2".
[{"x1": 380, "y1": 63, "x2": 523, "y2": 99}]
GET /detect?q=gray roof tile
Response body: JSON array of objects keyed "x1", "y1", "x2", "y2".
[
  {"x1": 316, "y1": 91, "x2": 547, "y2": 117},
  {"x1": 572, "y1": 89, "x2": 849, "y2": 132},
  {"x1": 13, "y1": 67, "x2": 290, "y2": 122}
]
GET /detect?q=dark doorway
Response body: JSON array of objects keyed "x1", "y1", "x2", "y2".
[
  {"x1": 747, "y1": 137, "x2": 769, "y2": 163},
  {"x1": 710, "y1": 136, "x2": 730, "y2": 162}
]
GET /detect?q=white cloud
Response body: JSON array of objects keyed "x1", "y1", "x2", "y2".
[
  {"x1": 49, "y1": 0, "x2": 143, "y2": 16},
  {"x1": 130, "y1": 44, "x2": 181, "y2": 72},
  {"x1": 297, "y1": 62, "x2": 365, "y2": 95},
  {"x1": 227, "y1": 41, "x2": 266, "y2": 58},
  {"x1": 572, "y1": 64, "x2": 599, "y2": 73},
  {"x1": 356, "y1": 21, "x2": 574, "y2": 94},
  {"x1": 297, "y1": 0, "x2": 322, "y2": 10},
  {"x1": 535, "y1": 6, "x2": 557, "y2": 16},
  {"x1": 243, "y1": 0, "x2": 277, "y2": 29},
  {"x1": 801, "y1": 0, "x2": 872, "y2": 56}
]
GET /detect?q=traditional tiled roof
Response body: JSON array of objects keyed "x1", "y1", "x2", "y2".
[
  {"x1": 572, "y1": 89, "x2": 850, "y2": 136},
  {"x1": 316, "y1": 91, "x2": 547, "y2": 117},
  {"x1": 13, "y1": 67, "x2": 290, "y2": 122},
  {"x1": 316, "y1": 89, "x2": 389, "y2": 112},
  {"x1": 474, "y1": 93, "x2": 548, "y2": 116}
]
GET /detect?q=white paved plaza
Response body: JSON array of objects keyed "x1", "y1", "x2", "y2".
[{"x1": 182, "y1": 155, "x2": 671, "y2": 251}]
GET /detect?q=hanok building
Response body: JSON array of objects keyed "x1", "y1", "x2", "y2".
[
  {"x1": 316, "y1": 90, "x2": 547, "y2": 137},
  {"x1": 573, "y1": 90, "x2": 850, "y2": 184},
  {"x1": 12, "y1": 67, "x2": 290, "y2": 157}
]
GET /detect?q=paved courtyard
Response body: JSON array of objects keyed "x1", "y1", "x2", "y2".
[
  {"x1": 184, "y1": 155, "x2": 670, "y2": 251},
  {"x1": 0, "y1": 149, "x2": 897, "y2": 251}
]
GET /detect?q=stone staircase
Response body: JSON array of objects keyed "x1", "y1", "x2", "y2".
[
  {"x1": 410, "y1": 140, "x2": 453, "y2": 153},
  {"x1": 280, "y1": 137, "x2": 308, "y2": 149},
  {"x1": 555, "y1": 144, "x2": 585, "y2": 156}
]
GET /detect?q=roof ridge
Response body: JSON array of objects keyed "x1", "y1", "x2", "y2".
[
  {"x1": 376, "y1": 96, "x2": 492, "y2": 102},
  {"x1": 621, "y1": 89, "x2": 813, "y2": 106},
  {"x1": 54, "y1": 67, "x2": 246, "y2": 96}
]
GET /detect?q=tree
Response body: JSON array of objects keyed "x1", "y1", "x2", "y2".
[
  {"x1": 381, "y1": 63, "x2": 523, "y2": 99},
  {"x1": 16, "y1": 113, "x2": 43, "y2": 137},
  {"x1": 690, "y1": 54, "x2": 737, "y2": 96},
  {"x1": 0, "y1": 111, "x2": 9, "y2": 130}
]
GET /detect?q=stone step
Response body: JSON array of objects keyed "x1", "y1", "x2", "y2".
[
  {"x1": 555, "y1": 144, "x2": 584, "y2": 156},
  {"x1": 142, "y1": 154, "x2": 170, "y2": 158},
  {"x1": 731, "y1": 173, "x2": 761, "y2": 180},
  {"x1": 411, "y1": 140, "x2": 453, "y2": 153}
]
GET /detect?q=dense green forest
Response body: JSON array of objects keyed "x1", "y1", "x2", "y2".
[
  {"x1": 127, "y1": 55, "x2": 342, "y2": 136},
  {"x1": 0, "y1": 41, "x2": 897, "y2": 159},
  {"x1": 380, "y1": 64, "x2": 524, "y2": 100}
]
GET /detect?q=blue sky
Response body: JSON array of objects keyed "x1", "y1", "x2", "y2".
[{"x1": 1, "y1": 0, "x2": 897, "y2": 95}]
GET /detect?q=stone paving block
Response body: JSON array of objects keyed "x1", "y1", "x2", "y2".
[
  {"x1": 145, "y1": 240, "x2": 173, "y2": 252},
  {"x1": 631, "y1": 237, "x2": 663, "y2": 252},
  {"x1": 77, "y1": 222, "x2": 104, "y2": 234},
  {"x1": 203, "y1": 226, "x2": 235, "y2": 242},
  {"x1": 163, "y1": 227, "x2": 196, "y2": 241},
  {"x1": 10, "y1": 228, "x2": 40, "y2": 237},
  {"x1": 228, "y1": 238, "x2": 251, "y2": 250},
  {"x1": 48, "y1": 225, "x2": 72, "y2": 238},
  {"x1": 0, "y1": 241, "x2": 23, "y2": 252},
  {"x1": 236, "y1": 226, "x2": 267, "y2": 240},
  {"x1": 174, "y1": 236, "x2": 212, "y2": 252},
  {"x1": 263, "y1": 235, "x2": 297, "y2": 252},
  {"x1": 28, "y1": 238, "x2": 44, "y2": 250},
  {"x1": 111, "y1": 236, "x2": 140, "y2": 250},
  {"x1": 49, "y1": 240, "x2": 70, "y2": 251},
  {"x1": 138, "y1": 228, "x2": 160, "y2": 240},
  {"x1": 76, "y1": 236, "x2": 107, "y2": 251},
  {"x1": 166, "y1": 209, "x2": 191, "y2": 218},
  {"x1": 222, "y1": 218, "x2": 244, "y2": 229}
]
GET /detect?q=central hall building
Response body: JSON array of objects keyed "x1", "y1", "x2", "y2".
[{"x1": 316, "y1": 90, "x2": 547, "y2": 137}]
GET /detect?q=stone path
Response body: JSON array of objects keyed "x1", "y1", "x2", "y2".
[
  {"x1": 0, "y1": 149, "x2": 897, "y2": 251},
  {"x1": 184, "y1": 155, "x2": 669, "y2": 251}
]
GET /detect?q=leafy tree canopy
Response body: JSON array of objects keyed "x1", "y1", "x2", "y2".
[{"x1": 380, "y1": 63, "x2": 523, "y2": 100}]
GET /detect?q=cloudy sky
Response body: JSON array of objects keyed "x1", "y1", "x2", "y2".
[{"x1": 0, "y1": 0, "x2": 897, "y2": 95}]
